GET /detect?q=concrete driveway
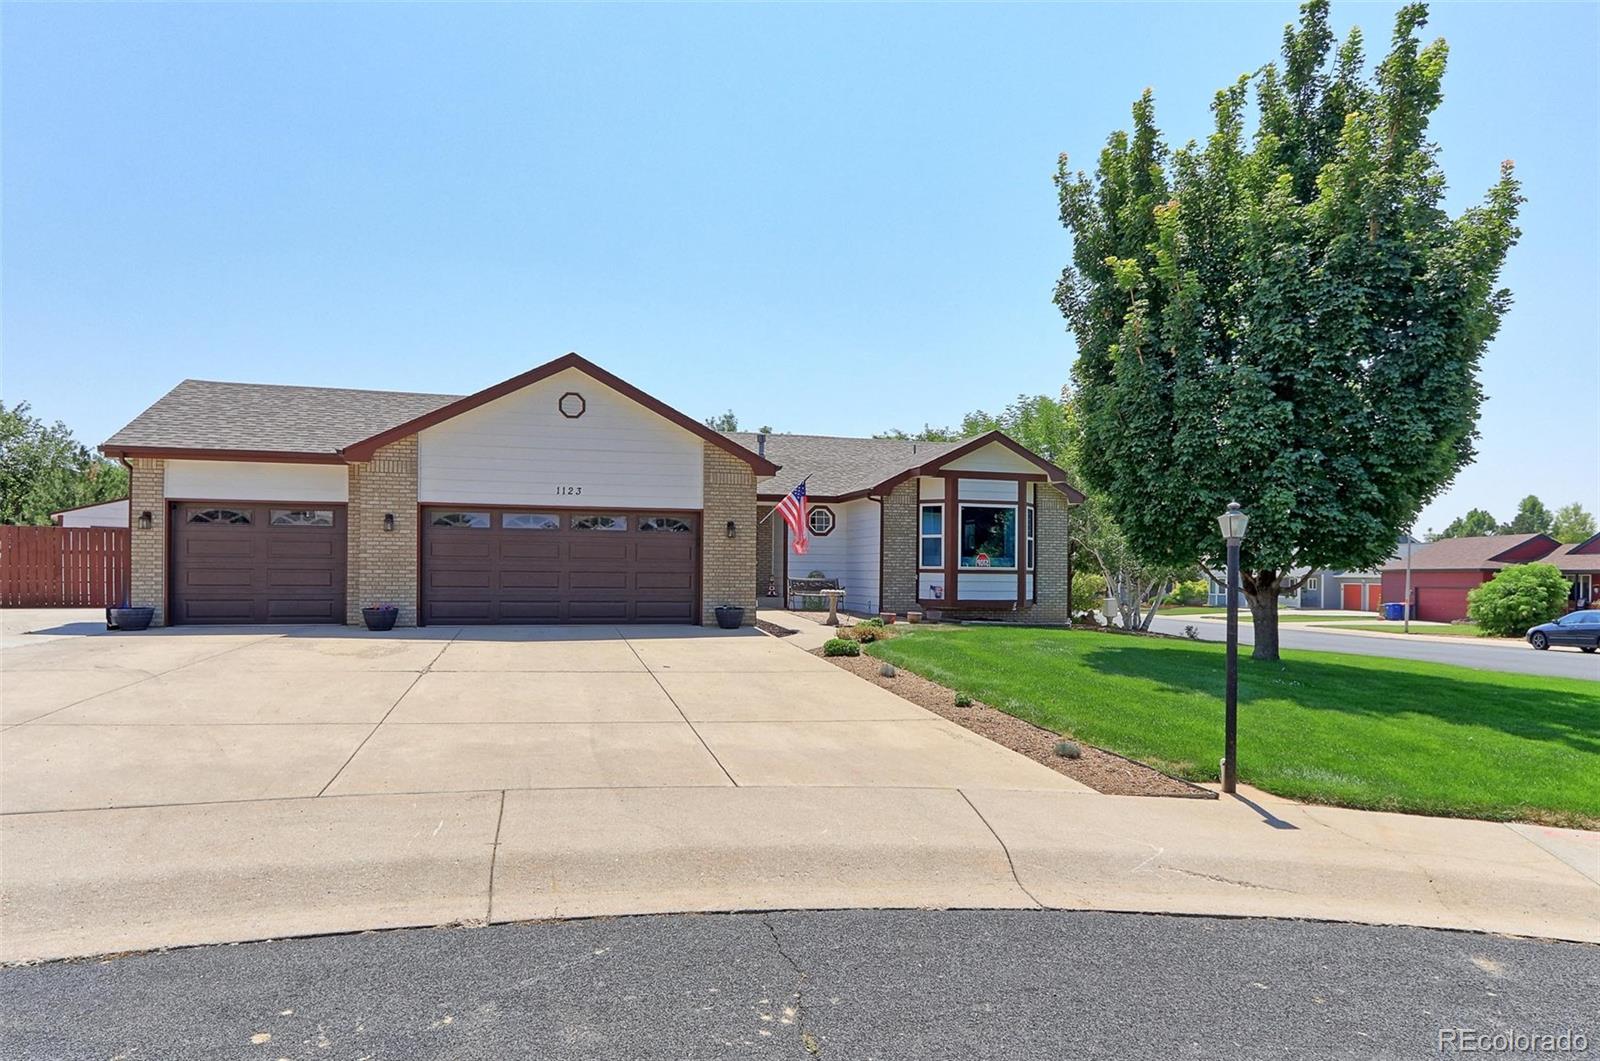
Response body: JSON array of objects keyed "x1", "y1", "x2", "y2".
[{"x1": 2, "y1": 609, "x2": 1595, "y2": 961}]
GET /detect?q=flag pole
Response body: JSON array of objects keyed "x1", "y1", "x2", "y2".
[{"x1": 757, "y1": 476, "x2": 810, "y2": 524}]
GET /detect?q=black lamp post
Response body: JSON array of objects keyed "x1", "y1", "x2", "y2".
[{"x1": 1217, "y1": 501, "x2": 1250, "y2": 794}]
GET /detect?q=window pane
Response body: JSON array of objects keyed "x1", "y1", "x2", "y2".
[
  {"x1": 504, "y1": 513, "x2": 559, "y2": 530},
  {"x1": 189, "y1": 508, "x2": 251, "y2": 525},
  {"x1": 959, "y1": 506, "x2": 1016, "y2": 568},
  {"x1": 920, "y1": 506, "x2": 942, "y2": 534},
  {"x1": 270, "y1": 509, "x2": 334, "y2": 527},
  {"x1": 640, "y1": 516, "x2": 693, "y2": 533},
  {"x1": 808, "y1": 508, "x2": 834, "y2": 534},
  {"x1": 573, "y1": 515, "x2": 627, "y2": 531},
  {"x1": 921, "y1": 538, "x2": 942, "y2": 568},
  {"x1": 431, "y1": 512, "x2": 489, "y2": 528}
]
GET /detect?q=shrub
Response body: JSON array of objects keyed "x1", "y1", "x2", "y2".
[
  {"x1": 858, "y1": 617, "x2": 886, "y2": 629},
  {"x1": 954, "y1": 693, "x2": 973, "y2": 707},
  {"x1": 849, "y1": 626, "x2": 878, "y2": 643},
  {"x1": 879, "y1": 662, "x2": 896, "y2": 677},
  {"x1": 1167, "y1": 578, "x2": 1209, "y2": 606},
  {"x1": 1070, "y1": 571, "x2": 1108, "y2": 618},
  {"x1": 1053, "y1": 740, "x2": 1082, "y2": 759},
  {"x1": 1467, "y1": 563, "x2": 1571, "y2": 637},
  {"x1": 822, "y1": 638, "x2": 860, "y2": 657}
]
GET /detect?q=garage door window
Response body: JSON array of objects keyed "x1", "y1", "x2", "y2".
[
  {"x1": 270, "y1": 509, "x2": 334, "y2": 527},
  {"x1": 573, "y1": 515, "x2": 628, "y2": 531},
  {"x1": 503, "y1": 512, "x2": 560, "y2": 530},
  {"x1": 431, "y1": 512, "x2": 490, "y2": 528},
  {"x1": 188, "y1": 508, "x2": 251, "y2": 525},
  {"x1": 639, "y1": 516, "x2": 693, "y2": 533}
]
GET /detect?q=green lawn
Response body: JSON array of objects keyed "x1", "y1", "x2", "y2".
[
  {"x1": 866, "y1": 627, "x2": 1600, "y2": 826},
  {"x1": 1156, "y1": 606, "x2": 1217, "y2": 615}
]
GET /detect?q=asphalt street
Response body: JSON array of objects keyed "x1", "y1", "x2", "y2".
[
  {"x1": 1148, "y1": 616, "x2": 1600, "y2": 680},
  {"x1": 5, "y1": 910, "x2": 1595, "y2": 1060}
]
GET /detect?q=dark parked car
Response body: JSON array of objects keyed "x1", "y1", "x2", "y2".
[{"x1": 1526, "y1": 610, "x2": 1600, "y2": 652}]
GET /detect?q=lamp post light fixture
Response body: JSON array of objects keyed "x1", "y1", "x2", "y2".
[{"x1": 1216, "y1": 501, "x2": 1249, "y2": 794}]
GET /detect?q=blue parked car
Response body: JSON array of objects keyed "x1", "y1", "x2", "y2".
[{"x1": 1526, "y1": 610, "x2": 1600, "y2": 652}]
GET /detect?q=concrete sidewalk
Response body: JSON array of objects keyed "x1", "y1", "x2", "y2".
[{"x1": 3, "y1": 782, "x2": 1595, "y2": 963}]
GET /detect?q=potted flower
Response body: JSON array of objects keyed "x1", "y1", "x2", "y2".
[
  {"x1": 714, "y1": 604, "x2": 745, "y2": 630},
  {"x1": 105, "y1": 600, "x2": 155, "y2": 631},
  {"x1": 362, "y1": 602, "x2": 399, "y2": 631}
]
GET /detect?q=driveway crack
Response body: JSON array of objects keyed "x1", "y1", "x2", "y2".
[{"x1": 763, "y1": 914, "x2": 823, "y2": 1058}]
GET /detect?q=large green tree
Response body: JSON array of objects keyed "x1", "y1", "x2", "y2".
[
  {"x1": 1055, "y1": 0, "x2": 1521, "y2": 659},
  {"x1": 0, "y1": 401, "x2": 128, "y2": 525},
  {"x1": 1501, "y1": 494, "x2": 1553, "y2": 535},
  {"x1": 1431, "y1": 507, "x2": 1499, "y2": 540},
  {"x1": 1551, "y1": 503, "x2": 1597, "y2": 544}
]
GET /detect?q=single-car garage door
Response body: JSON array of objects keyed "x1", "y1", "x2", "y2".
[
  {"x1": 422, "y1": 508, "x2": 699, "y2": 624},
  {"x1": 169, "y1": 503, "x2": 347, "y2": 624}
]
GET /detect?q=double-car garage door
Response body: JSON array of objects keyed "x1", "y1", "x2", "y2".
[{"x1": 422, "y1": 507, "x2": 699, "y2": 624}]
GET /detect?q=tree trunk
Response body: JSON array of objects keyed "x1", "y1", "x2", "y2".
[{"x1": 1242, "y1": 572, "x2": 1281, "y2": 662}]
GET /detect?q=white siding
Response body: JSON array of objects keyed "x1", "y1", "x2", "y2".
[
  {"x1": 55, "y1": 499, "x2": 129, "y2": 527},
  {"x1": 417, "y1": 367, "x2": 704, "y2": 508},
  {"x1": 919, "y1": 572, "x2": 946, "y2": 600},
  {"x1": 958, "y1": 572, "x2": 1032, "y2": 600},
  {"x1": 164, "y1": 460, "x2": 348, "y2": 502},
  {"x1": 958, "y1": 478, "x2": 1021, "y2": 502},
  {"x1": 785, "y1": 499, "x2": 880, "y2": 614},
  {"x1": 943, "y1": 442, "x2": 1041, "y2": 475},
  {"x1": 919, "y1": 476, "x2": 944, "y2": 501}
]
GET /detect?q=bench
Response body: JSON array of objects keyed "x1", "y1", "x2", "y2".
[{"x1": 787, "y1": 576, "x2": 846, "y2": 625}]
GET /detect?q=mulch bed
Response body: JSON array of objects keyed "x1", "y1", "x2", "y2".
[
  {"x1": 816, "y1": 648, "x2": 1212, "y2": 800},
  {"x1": 755, "y1": 619, "x2": 798, "y2": 638}
]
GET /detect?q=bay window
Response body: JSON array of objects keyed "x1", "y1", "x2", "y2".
[
  {"x1": 920, "y1": 504, "x2": 943, "y2": 569},
  {"x1": 958, "y1": 505, "x2": 1017, "y2": 569}
]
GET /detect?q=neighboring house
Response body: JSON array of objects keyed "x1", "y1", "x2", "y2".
[
  {"x1": 1326, "y1": 534, "x2": 1421, "y2": 612},
  {"x1": 1206, "y1": 568, "x2": 1326, "y2": 609},
  {"x1": 50, "y1": 497, "x2": 129, "y2": 528},
  {"x1": 100, "y1": 353, "x2": 1081, "y2": 628},
  {"x1": 1378, "y1": 532, "x2": 1600, "y2": 622}
]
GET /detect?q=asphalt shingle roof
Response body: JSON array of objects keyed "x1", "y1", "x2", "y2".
[
  {"x1": 102, "y1": 380, "x2": 460, "y2": 455},
  {"x1": 1542, "y1": 542, "x2": 1600, "y2": 573},
  {"x1": 723, "y1": 432, "x2": 966, "y2": 497},
  {"x1": 1380, "y1": 533, "x2": 1551, "y2": 572}
]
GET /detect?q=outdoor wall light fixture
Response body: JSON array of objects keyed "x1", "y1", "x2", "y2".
[
  {"x1": 137, "y1": 511, "x2": 153, "y2": 530},
  {"x1": 384, "y1": 513, "x2": 395, "y2": 532},
  {"x1": 726, "y1": 520, "x2": 737, "y2": 539}
]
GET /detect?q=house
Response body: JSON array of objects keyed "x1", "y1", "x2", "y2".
[
  {"x1": 50, "y1": 498, "x2": 129, "y2": 528},
  {"x1": 1378, "y1": 532, "x2": 1600, "y2": 622},
  {"x1": 1206, "y1": 567, "x2": 1328, "y2": 609},
  {"x1": 100, "y1": 353, "x2": 1081, "y2": 627},
  {"x1": 1326, "y1": 534, "x2": 1421, "y2": 612}
]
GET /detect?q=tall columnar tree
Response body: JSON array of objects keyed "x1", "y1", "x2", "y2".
[
  {"x1": 1055, "y1": 0, "x2": 1521, "y2": 659},
  {"x1": 1501, "y1": 494, "x2": 1553, "y2": 535}
]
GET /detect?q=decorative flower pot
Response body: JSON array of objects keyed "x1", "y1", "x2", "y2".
[
  {"x1": 105, "y1": 606, "x2": 154, "y2": 631},
  {"x1": 714, "y1": 605, "x2": 745, "y2": 630},
  {"x1": 362, "y1": 607, "x2": 399, "y2": 632}
]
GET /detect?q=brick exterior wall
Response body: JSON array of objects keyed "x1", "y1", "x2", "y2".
[
  {"x1": 880, "y1": 478, "x2": 919, "y2": 615},
  {"x1": 755, "y1": 503, "x2": 775, "y2": 599},
  {"x1": 346, "y1": 437, "x2": 419, "y2": 626},
  {"x1": 128, "y1": 458, "x2": 167, "y2": 625},
  {"x1": 701, "y1": 442, "x2": 757, "y2": 625}
]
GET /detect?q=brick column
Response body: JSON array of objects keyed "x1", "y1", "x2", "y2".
[
  {"x1": 127, "y1": 458, "x2": 167, "y2": 625},
  {"x1": 754, "y1": 504, "x2": 774, "y2": 599},
  {"x1": 346, "y1": 437, "x2": 419, "y2": 626},
  {"x1": 880, "y1": 479, "x2": 919, "y2": 615},
  {"x1": 701, "y1": 443, "x2": 757, "y2": 625}
]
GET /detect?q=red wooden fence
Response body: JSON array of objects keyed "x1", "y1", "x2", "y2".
[{"x1": 0, "y1": 526, "x2": 130, "y2": 607}]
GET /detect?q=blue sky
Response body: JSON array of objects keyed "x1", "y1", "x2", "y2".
[{"x1": 4, "y1": 2, "x2": 1595, "y2": 534}]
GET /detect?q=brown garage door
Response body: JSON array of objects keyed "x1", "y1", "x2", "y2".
[
  {"x1": 169, "y1": 503, "x2": 347, "y2": 624},
  {"x1": 422, "y1": 508, "x2": 699, "y2": 624}
]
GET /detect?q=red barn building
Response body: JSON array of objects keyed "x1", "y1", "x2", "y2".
[{"x1": 1381, "y1": 532, "x2": 1600, "y2": 622}]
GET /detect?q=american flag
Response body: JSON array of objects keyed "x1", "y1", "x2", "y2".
[{"x1": 776, "y1": 480, "x2": 809, "y2": 555}]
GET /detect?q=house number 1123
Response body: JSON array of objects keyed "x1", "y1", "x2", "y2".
[{"x1": 555, "y1": 486, "x2": 582, "y2": 496}]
